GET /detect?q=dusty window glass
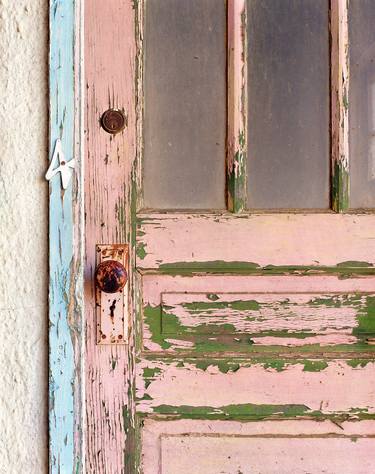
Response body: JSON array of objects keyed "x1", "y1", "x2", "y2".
[
  {"x1": 349, "y1": 0, "x2": 375, "y2": 208},
  {"x1": 247, "y1": 0, "x2": 330, "y2": 209},
  {"x1": 143, "y1": 0, "x2": 226, "y2": 209}
]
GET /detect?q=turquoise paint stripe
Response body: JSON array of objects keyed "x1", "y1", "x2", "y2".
[{"x1": 49, "y1": 1, "x2": 78, "y2": 472}]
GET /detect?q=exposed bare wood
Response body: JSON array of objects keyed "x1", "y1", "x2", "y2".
[
  {"x1": 227, "y1": 0, "x2": 247, "y2": 212},
  {"x1": 331, "y1": 0, "x2": 350, "y2": 211}
]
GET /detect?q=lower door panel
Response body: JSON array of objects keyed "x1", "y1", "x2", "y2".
[
  {"x1": 137, "y1": 274, "x2": 375, "y2": 473},
  {"x1": 142, "y1": 419, "x2": 375, "y2": 474}
]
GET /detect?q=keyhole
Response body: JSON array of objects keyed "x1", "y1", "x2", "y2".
[{"x1": 109, "y1": 299, "x2": 116, "y2": 324}]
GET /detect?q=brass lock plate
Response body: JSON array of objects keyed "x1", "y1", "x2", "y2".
[{"x1": 95, "y1": 244, "x2": 129, "y2": 344}]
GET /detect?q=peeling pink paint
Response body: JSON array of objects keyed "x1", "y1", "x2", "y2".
[
  {"x1": 136, "y1": 360, "x2": 375, "y2": 415},
  {"x1": 137, "y1": 213, "x2": 375, "y2": 268},
  {"x1": 143, "y1": 275, "x2": 375, "y2": 307},
  {"x1": 84, "y1": 0, "x2": 136, "y2": 472},
  {"x1": 162, "y1": 292, "x2": 360, "y2": 333}
]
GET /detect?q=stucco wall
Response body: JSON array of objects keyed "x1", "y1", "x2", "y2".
[{"x1": 0, "y1": 1, "x2": 48, "y2": 473}]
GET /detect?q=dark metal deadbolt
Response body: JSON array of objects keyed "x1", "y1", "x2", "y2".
[{"x1": 101, "y1": 109, "x2": 127, "y2": 134}]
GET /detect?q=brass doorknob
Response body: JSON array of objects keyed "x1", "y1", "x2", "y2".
[{"x1": 95, "y1": 260, "x2": 128, "y2": 293}]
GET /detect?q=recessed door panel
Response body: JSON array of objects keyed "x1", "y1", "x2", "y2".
[{"x1": 142, "y1": 420, "x2": 375, "y2": 474}]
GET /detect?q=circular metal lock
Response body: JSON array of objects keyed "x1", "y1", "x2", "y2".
[
  {"x1": 100, "y1": 108, "x2": 127, "y2": 134},
  {"x1": 94, "y1": 260, "x2": 127, "y2": 293}
]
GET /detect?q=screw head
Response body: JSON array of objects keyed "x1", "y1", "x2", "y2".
[
  {"x1": 101, "y1": 109, "x2": 127, "y2": 134},
  {"x1": 95, "y1": 260, "x2": 127, "y2": 293}
]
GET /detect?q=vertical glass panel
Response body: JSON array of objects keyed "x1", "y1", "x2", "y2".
[
  {"x1": 349, "y1": 1, "x2": 375, "y2": 208},
  {"x1": 143, "y1": 0, "x2": 226, "y2": 209},
  {"x1": 247, "y1": 0, "x2": 330, "y2": 209}
]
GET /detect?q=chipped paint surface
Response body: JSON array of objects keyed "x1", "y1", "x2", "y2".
[
  {"x1": 142, "y1": 274, "x2": 375, "y2": 352},
  {"x1": 227, "y1": 0, "x2": 247, "y2": 212},
  {"x1": 137, "y1": 213, "x2": 375, "y2": 269},
  {"x1": 80, "y1": 1, "x2": 375, "y2": 471},
  {"x1": 146, "y1": 292, "x2": 375, "y2": 351},
  {"x1": 137, "y1": 358, "x2": 375, "y2": 415},
  {"x1": 49, "y1": 0, "x2": 84, "y2": 472},
  {"x1": 331, "y1": 0, "x2": 350, "y2": 211},
  {"x1": 84, "y1": 0, "x2": 136, "y2": 471}
]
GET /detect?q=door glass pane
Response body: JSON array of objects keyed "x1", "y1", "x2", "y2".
[
  {"x1": 247, "y1": 0, "x2": 330, "y2": 209},
  {"x1": 349, "y1": 1, "x2": 375, "y2": 208},
  {"x1": 143, "y1": 0, "x2": 226, "y2": 209}
]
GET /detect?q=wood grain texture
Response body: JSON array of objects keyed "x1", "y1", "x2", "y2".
[
  {"x1": 331, "y1": 0, "x2": 350, "y2": 212},
  {"x1": 84, "y1": 1, "x2": 136, "y2": 472},
  {"x1": 137, "y1": 213, "x2": 375, "y2": 269},
  {"x1": 137, "y1": 358, "x2": 375, "y2": 416},
  {"x1": 142, "y1": 274, "x2": 375, "y2": 355},
  {"x1": 227, "y1": 0, "x2": 247, "y2": 212},
  {"x1": 49, "y1": 0, "x2": 84, "y2": 472},
  {"x1": 156, "y1": 291, "x2": 375, "y2": 350}
]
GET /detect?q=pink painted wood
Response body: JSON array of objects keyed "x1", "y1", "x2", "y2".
[
  {"x1": 137, "y1": 213, "x2": 375, "y2": 269},
  {"x1": 84, "y1": 1, "x2": 136, "y2": 472},
  {"x1": 142, "y1": 419, "x2": 375, "y2": 474},
  {"x1": 82, "y1": 1, "x2": 375, "y2": 472}
]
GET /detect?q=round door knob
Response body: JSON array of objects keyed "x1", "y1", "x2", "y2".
[{"x1": 95, "y1": 260, "x2": 127, "y2": 293}]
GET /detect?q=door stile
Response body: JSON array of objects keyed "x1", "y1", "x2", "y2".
[
  {"x1": 84, "y1": 1, "x2": 137, "y2": 472},
  {"x1": 227, "y1": 0, "x2": 248, "y2": 213},
  {"x1": 48, "y1": 0, "x2": 84, "y2": 472},
  {"x1": 331, "y1": 0, "x2": 350, "y2": 212}
]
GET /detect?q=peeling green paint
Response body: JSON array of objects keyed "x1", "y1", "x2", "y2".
[
  {"x1": 143, "y1": 367, "x2": 161, "y2": 389},
  {"x1": 228, "y1": 128, "x2": 247, "y2": 213},
  {"x1": 145, "y1": 302, "x2": 375, "y2": 354},
  {"x1": 181, "y1": 299, "x2": 260, "y2": 312},
  {"x1": 192, "y1": 360, "x2": 241, "y2": 374},
  {"x1": 302, "y1": 360, "x2": 329, "y2": 372},
  {"x1": 353, "y1": 296, "x2": 375, "y2": 338},
  {"x1": 262, "y1": 360, "x2": 287, "y2": 372},
  {"x1": 152, "y1": 403, "x2": 312, "y2": 420},
  {"x1": 144, "y1": 304, "x2": 171, "y2": 349},
  {"x1": 346, "y1": 359, "x2": 373, "y2": 369},
  {"x1": 135, "y1": 403, "x2": 375, "y2": 423},
  {"x1": 115, "y1": 198, "x2": 126, "y2": 227},
  {"x1": 156, "y1": 261, "x2": 375, "y2": 276},
  {"x1": 136, "y1": 241, "x2": 147, "y2": 260},
  {"x1": 332, "y1": 160, "x2": 349, "y2": 212},
  {"x1": 143, "y1": 367, "x2": 161, "y2": 378},
  {"x1": 144, "y1": 293, "x2": 375, "y2": 354},
  {"x1": 337, "y1": 261, "x2": 374, "y2": 268}
]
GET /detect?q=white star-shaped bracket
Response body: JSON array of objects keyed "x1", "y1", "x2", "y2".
[{"x1": 45, "y1": 139, "x2": 75, "y2": 190}]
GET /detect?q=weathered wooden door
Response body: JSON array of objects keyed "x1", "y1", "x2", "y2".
[{"x1": 84, "y1": 1, "x2": 375, "y2": 472}]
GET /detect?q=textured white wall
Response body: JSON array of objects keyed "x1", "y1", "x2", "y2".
[{"x1": 0, "y1": 1, "x2": 48, "y2": 473}]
